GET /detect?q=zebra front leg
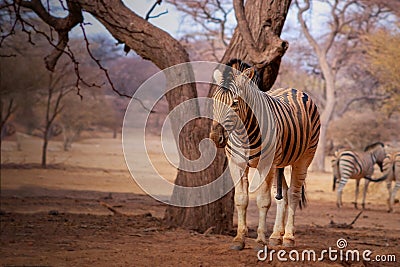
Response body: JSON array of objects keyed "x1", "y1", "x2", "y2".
[
  {"x1": 231, "y1": 162, "x2": 249, "y2": 250},
  {"x1": 362, "y1": 179, "x2": 371, "y2": 210},
  {"x1": 270, "y1": 168, "x2": 288, "y2": 246},
  {"x1": 353, "y1": 179, "x2": 360, "y2": 209},
  {"x1": 283, "y1": 163, "x2": 307, "y2": 247},
  {"x1": 255, "y1": 168, "x2": 275, "y2": 247}
]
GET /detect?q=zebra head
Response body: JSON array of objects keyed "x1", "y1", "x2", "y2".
[
  {"x1": 364, "y1": 142, "x2": 386, "y2": 172},
  {"x1": 209, "y1": 59, "x2": 260, "y2": 148}
]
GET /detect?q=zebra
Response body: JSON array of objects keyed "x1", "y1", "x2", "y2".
[
  {"x1": 209, "y1": 59, "x2": 320, "y2": 249},
  {"x1": 374, "y1": 152, "x2": 400, "y2": 212},
  {"x1": 332, "y1": 142, "x2": 387, "y2": 209}
]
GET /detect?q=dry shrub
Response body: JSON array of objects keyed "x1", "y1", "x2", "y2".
[{"x1": 327, "y1": 110, "x2": 399, "y2": 152}]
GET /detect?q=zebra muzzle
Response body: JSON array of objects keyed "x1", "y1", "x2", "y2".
[{"x1": 210, "y1": 123, "x2": 228, "y2": 148}]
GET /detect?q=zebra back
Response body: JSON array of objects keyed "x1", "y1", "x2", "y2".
[{"x1": 334, "y1": 143, "x2": 386, "y2": 181}]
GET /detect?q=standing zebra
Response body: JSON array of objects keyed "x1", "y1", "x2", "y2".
[
  {"x1": 377, "y1": 152, "x2": 400, "y2": 212},
  {"x1": 209, "y1": 59, "x2": 320, "y2": 249},
  {"x1": 332, "y1": 142, "x2": 387, "y2": 209}
]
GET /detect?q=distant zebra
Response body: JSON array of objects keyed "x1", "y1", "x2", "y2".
[
  {"x1": 332, "y1": 142, "x2": 387, "y2": 209},
  {"x1": 377, "y1": 152, "x2": 400, "y2": 212},
  {"x1": 209, "y1": 59, "x2": 320, "y2": 249}
]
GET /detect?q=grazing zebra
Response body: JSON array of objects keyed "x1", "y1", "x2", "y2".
[
  {"x1": 209, "y1": 59, "x2": 320, "y2": 249},
  {"x1": 377, "y1": 152, "x2": 400, "y2": 212},
  {"x1": 332, "y1": 142, "x2": 387, "y2": 209}
]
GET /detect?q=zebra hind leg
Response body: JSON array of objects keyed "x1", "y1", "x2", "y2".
[
  {"x1": 390, "y1": 181, "x2": 400, "y2": 213},
  {"x1": 269, "y1": 168, "x2": 288, "y2": 246},
  {"x1": 353, "y1": 179, "x2": 360, "y2": 209},
  {"x1": 282, "y1": 163, "x2": 307, "y2": 247}
]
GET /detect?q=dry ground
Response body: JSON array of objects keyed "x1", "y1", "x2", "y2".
[{"x1": 1, "y1": 133, "x2": 399, "y2": 266}]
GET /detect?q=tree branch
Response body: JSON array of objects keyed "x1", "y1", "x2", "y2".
[
  {"x1": 145, "y1": 0, "x2": 162, "y2": 20},
  {"x1": 295, "y1": 0, "x2": 321, "y2": 56},
  {"x1": 233, "y1": 0, "x2": 288, "y2": 68},
  {"x1": 16, "y1": 0, "x2": 83, "y2": 71},
  {"x1": 337, "y1": 94, "x2": 389, "y2": 116},
  {"x1": 1, "y1": 99, "x2": 17, "y2": 130}
]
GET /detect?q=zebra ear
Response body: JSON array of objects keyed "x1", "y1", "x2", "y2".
[
  {"x1": 242, "y1": 67, "x2": 255, "y2": 80},
  {"x1": 213, "y1": 69, "x2": 223, "y2": 84}
]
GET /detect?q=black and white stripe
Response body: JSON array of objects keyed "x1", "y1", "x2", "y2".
[
  {"x1": 209, "y1": 59, "x2": 320, "y2": 248},
  {"x1": 332, "y1": 142, "x2": 387, "y2": 209}
]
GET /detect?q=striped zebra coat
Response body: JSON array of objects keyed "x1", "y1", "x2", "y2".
[
  {"x1": 332, "y1": 142, "x2": 386, "y2": 209},
  {"x1": 377, "y1": 152, "x2": 400, "y2": 212},
  {"x1": 209, "y1": 59, "x2": 320, "y2": 249}
]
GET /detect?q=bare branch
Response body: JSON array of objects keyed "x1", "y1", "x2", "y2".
[
  {"x1": 16, "y1": 0, "x2": 83, "y2": 71},
  {"x1": 295, "y1": 0, "x2": 322, "y2": 56},
  {"x1": 79, "y1": 24, "x2": 126, "y2": 97},
  {"x1": 1, "y1": 99, "x2": 17, "y2": 130},
  {"x1": 147, "y1": 9, "x2": 168, "y2": 20},
  {"x1": 337, "y1": 94, "x2": 389, "y2": 116},
  {"x1": 145, "y1": 0, "x2": 162, "y2": 20}
]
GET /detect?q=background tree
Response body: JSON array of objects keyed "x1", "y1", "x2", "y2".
[
  {"x1": 4, "y1": 0, "x2": 291, "y2": 233},
  {"x1": 167, "y1": 0, "x2": 233, "y2": 61},
  {"x1": 294, "y1": 0, "x2": 391, "y2": 171},
  {"x1": 39, "y1": 65, "x2": 74, "y2": 167},
  {"x1": 361, "y1": 29, "x2": 400, "y2": 116},
  {"x1": 0, "y1": 32, "x2": 46, "y2": 138}
]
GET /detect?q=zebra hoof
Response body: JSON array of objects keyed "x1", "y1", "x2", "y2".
[
  {"x1": 283, "y1": 238, "x2": 295, "y2": 247},
  {"x1": 269, "y1": 238, "x2": 282, "y2": 246},
  {"x1": 230, "y1": 242, "x2": 245, "y2": 251}
]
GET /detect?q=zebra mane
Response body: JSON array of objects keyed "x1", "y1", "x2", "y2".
[
  {"x1": 221, "y1": 59, "x2": 262, "y2": 91},
  {"x1": 364, "y1": 142, "x2": 384, "y2": 152}
]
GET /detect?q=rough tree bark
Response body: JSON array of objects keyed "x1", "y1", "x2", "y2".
[
  {"x1": 225, "y1": 0, "x2": 291, "y2": 92},
  {"x1": 15, "y1": 0, "x2": 291, "y2": 233}
]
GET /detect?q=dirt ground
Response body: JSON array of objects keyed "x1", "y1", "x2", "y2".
[{"x1": 1, "y1": 134, "x2": 400, "y2": 266}]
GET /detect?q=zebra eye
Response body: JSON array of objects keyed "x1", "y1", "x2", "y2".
[{"x1": 231, "y1": 99, "x2": 239, "y2": 108}]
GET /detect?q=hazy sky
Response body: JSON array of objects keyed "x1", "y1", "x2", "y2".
[
  {"x1": 73, "y1": 0, "x2": 181, "y2": 38},
  {"x1": 72, "y1": 1, "x2": 332, "y2": 47}
]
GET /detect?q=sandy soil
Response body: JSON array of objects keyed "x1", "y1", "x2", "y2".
[{"x1": 1, "y1": 134, "x2": 399, "y2": 266}]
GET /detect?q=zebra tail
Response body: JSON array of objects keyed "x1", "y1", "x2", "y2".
[
  {"x1": 299, "y1": 184, "x2": 307, "y2": 210},
  {"x1": 364, "y1": 174, "x2": 388, "y2": 183},
  {"x1": 333, "y1": 176, "x2": 337, "y2": 191},
  {"x1": 275, "y1": 168, "x2": 284, "y2": 200},
  {"x1": 332, "y1": 156, "x2": 340, "y2": 191}
]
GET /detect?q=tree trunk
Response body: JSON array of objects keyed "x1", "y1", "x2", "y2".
[
  {"x1": 76, "y1": 0, "x2": 234, "y2": 233},
  {"x1": 312, "y1": 54, "x2": 336, "y2": 172},
  {"x1": 223, "y1": 0, "x2": 291, "y2": 91},
  {"x1": 41, "y1": 129, "x2": 49, "y2": 168},
  {"x1": 165, "y1": 0, "x2": 291, "y2": 232}
]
